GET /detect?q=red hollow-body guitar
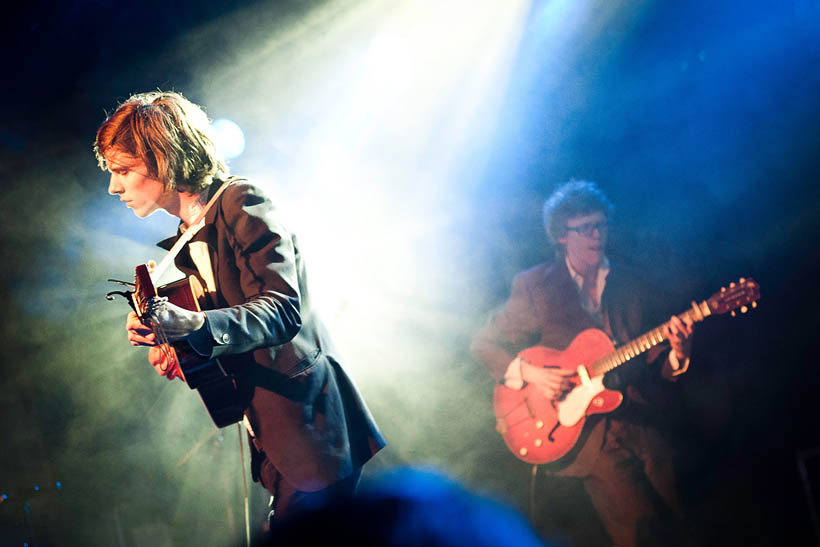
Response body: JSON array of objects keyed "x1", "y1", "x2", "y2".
[
  {"x1": 108, "y1": 264, "x2": 245, "y2": 428},
  {"x1": 493, "y1": 278, "x2": 760, "y2": 464}
]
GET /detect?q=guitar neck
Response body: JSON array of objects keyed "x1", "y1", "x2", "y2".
[{"x1": 589, "y1": 299, "x2": 712, "y2": 377}]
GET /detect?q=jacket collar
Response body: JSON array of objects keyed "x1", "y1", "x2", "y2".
[{"x1": 155, "y1": 177, "x2": 233, "y2": 250}]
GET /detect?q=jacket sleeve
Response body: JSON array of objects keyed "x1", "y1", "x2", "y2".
[
  {"x1": 186, "y1": 183, "x2": 302, "y2": 359},
  {"x1": 470, "y1": 273, "x2": 541, "y2": 382}
]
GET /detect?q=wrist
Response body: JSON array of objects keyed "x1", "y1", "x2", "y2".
[
  {"x1": 665, "y1": 351, "x2": 690, "y2": 379},
  {"x1": 193, "y1": 311, "x2": 206, "y2": 332},
  {"x1": 185, "y1": 313, "x2": 214, "y2": 357}
]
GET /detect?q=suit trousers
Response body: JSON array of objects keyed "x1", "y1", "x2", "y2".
[{"x1": 581, "y1": 419, "x2": 683, "y2": 547}]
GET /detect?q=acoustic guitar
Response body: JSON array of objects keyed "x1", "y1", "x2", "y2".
[
  {"x1": 493, "y1": 278, "x2": 760, "y2": 464},
  {"x1": 107, "y1": 264, "x2": 245, "y2": 428}
]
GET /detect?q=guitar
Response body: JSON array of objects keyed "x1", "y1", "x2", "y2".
[
  {"x1": 493, "y1": 278, "x2": 760, "y2": 464},
  {"x1": 107, "y1": 264, "x2": 245, "y2": 428}
]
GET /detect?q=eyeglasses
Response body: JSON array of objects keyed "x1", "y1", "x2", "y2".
[{"x1": 565, "y1": 221, "x2": 608, "y2": 237}]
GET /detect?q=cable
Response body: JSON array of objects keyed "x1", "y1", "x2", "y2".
[
  {"x1": 530, "y1": 464, "x2": 538, "y2": 523},
  {"x1": 238, "y1": 423, "x2": 251, "y2": 547}
]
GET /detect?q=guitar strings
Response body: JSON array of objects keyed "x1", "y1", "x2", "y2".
[
  {"x1": 152, "y1": 320, "x2": 176, "y2": 372},
  {"x1": 146, "y1": 297, "x2": 177, "y2": 373},
  {"x1": 133, "y1": 270, "x2": 179, "y2": 376}
]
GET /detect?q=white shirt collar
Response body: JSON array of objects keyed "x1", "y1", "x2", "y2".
[{"x1": 565, "y1": 255, "x2": 610, "y2": 313}]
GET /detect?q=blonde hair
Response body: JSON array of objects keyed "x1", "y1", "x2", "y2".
[{"x1": 94, "y1": 91, "x2": 227, "y2": 193}]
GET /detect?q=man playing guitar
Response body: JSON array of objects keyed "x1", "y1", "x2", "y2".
[
  {"x1": 471, "y1": 181, "x2": 694, "y2": 546},
  {"x1": 95, "y1": 90, "x2": 385, "y2": 530}
]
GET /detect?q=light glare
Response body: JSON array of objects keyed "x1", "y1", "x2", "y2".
[{"x1": 211, "y1": 118, "x2": 246, "y2": 159}]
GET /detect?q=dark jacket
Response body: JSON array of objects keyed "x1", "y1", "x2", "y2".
[{"x1": 159, "y1": 178, "x2": 385, "y2": 491}]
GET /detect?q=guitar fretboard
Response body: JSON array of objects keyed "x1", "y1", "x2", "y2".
[{"x1": 589, "y1": 300, "x2": 711, "y2": 377}]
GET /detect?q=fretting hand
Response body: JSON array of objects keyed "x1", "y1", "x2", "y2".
[
  {"x1": 148, "y1": 345, "x2": 184, "y2": 381},
  {"x1": 126, "y1": 302, "x2": 199, "y2": 381},
  {"x1": 126, "y1": 311, "x2": 156, "y2": 346},
  {"x1": 661, "y1": 314, "x2": 694, "y2": 379},
  {"x1": 664, "y1": 314, "x2": 694, "y2": 362}
]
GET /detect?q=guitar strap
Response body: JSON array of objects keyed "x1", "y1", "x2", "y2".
[{"x1": 151, "y1": 177, "x2": 239, "y2": 285}]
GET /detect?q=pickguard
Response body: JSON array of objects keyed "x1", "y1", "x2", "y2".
[{"x1": 556, "y1": 375, "x2": 605, "y2": 426}]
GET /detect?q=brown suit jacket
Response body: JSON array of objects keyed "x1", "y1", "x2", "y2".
[{"x1": 159, "y1": 178, "x2": 385, "y2": 491}]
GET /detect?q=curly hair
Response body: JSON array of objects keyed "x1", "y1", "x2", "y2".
[
  {"x1": 94, "y1": 90, "x2": 227, "y2": 193},
  {"x1": 543, "y1": 180, "x2": 614, "y2": 246}
]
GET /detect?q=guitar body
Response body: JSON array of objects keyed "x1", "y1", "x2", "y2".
[
  {"x1": 135, "y1": 266, "x2": 245, "y2": 428},
  {"x1": 493, "y1": 329, "x2": 624, "y2": 464}
]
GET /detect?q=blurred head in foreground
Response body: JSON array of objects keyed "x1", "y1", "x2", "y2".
[{"x1": 260, "y1": 467, "x2": 546, "y2": 546}]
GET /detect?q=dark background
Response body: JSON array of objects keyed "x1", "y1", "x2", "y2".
[{"x1": 1, "y1": 0, "x2": 819, "y2": 545}]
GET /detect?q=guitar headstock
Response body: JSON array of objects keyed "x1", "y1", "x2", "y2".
[
  {"x1": 707, "y1": 277, "x2": 760, "y2": 316},
  {"x1": 133, "y1": 264, "x2": 157, "y2": 317}
]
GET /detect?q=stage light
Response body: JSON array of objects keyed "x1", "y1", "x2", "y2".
[
  {"x1": 206, "y1": 2, "x2": 531, "y2": 348},
  {"x1": 211, "y1": 118, "x2": 245, "y2": 160}
]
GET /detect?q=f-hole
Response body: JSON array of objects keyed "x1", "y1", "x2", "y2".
[{"x1": 547, "y1": 421, "x2": 560, "y2": 442}]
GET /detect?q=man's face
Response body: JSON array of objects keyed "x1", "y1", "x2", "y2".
[
  {"x1": 105, "y1": 150, "x2": 171, "y2": 218},
  {"x1": 558, "y1": 211, "x2": 608, "y2": 273}
]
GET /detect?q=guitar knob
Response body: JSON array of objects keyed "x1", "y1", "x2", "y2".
[
  {"x1": 741, "y1": 306, "x2": 748, "y2": 314},
  {"x1": 534, "y1": 439, "x2": 543, "y2": 447},
  {"x1": 752, "y1": 301, "x2": 758, "y2": 308},
  {"x1": 519, "y1": 447, "x2": 528, "y2": 457},
  {"x1": 731, "y1": 311, "x2": 736, "y2": 317},
  {"x1": 730, "y1": 282, "x2": 736, "y2": 288},
  {"x1": 740, "y1": 277, "x2": 746, "y2": 283},
  {"x1": 535, "y1": 420, "x2": 544, "y2": 429},
  {"x1": 721, "y1": 287, "x2": 727, "y2": 292}
]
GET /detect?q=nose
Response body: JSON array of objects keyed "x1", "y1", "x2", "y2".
[
  {"x1": 108, "y1": 173, "x2": 123, "y2": 195},
  {"x1": 590, "y1": 222, "x2": 607, "y2": 240}
]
